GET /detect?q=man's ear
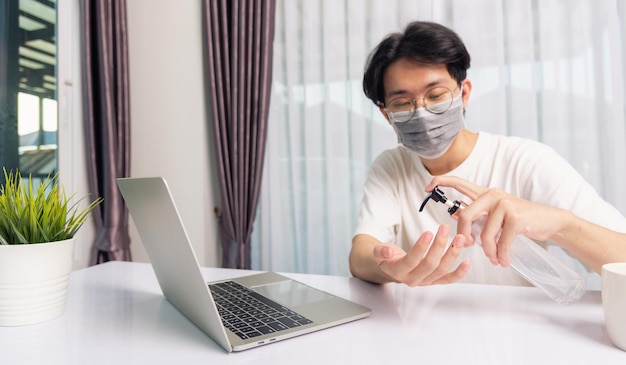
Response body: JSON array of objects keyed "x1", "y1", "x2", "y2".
[
  {"x1": 461, "y1": 79, "x2": 472, "y2": 109},
  {"x1": 379, "y1": 104, "x2": 392, "y2": 124}
]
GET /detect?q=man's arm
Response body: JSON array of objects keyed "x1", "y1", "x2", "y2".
[{"x1": 547, "y1": 209, "x2": 626, "y2": 274}]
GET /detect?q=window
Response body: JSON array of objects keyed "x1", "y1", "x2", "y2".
[{"x1": 0, "y1": 0, "x2": 57, "y2": 183}]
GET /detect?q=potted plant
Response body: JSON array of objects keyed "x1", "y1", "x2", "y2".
[{"x1": 0, "y1": 168, "x2": 102, "y2": 326}]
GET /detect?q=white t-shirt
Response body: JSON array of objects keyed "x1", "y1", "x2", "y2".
[{"x1": 354, "y1": 132, "x2": 626, "y2": 285}]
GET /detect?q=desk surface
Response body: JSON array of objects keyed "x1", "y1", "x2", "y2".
[{"x1": 0, "y1": 261, "x2": 624, "y2": 364}]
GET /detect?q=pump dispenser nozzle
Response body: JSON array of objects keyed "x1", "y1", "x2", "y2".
[{"x1": 419, "y1": 186, "x2": 461, "y2": 215}]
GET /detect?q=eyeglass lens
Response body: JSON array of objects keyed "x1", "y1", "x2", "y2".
[{"x1": 386, "y1": 86, "x2": 455, "y2": 122}]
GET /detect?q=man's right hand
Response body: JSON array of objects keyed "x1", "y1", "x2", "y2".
[{"x1": 350, "y1": 224, "x2": 470, "y2": 286}]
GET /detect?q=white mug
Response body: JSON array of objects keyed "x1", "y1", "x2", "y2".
[{"x1": 602, "y1": 262, "x2": 626, "y2": 351}]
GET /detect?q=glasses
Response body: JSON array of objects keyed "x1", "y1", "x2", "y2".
[{"x1": 384, "y1": 86, "x2": 459, "y2": 123}]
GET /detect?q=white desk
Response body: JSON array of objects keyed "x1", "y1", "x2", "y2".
[{"x1": 0, "y1": 261, "x2": 624, "y2": 364}]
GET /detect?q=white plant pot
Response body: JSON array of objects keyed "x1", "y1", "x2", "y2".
[{"x1": 0, "y1": 238, "x2": 75, "y2": 326}]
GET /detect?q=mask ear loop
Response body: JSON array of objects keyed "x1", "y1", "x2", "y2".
[
  {"x1": 380, "y1": 102, "x2": 404, "y2": 143},
  {"x1": 457, "y1": 83, "x2": 467, "y2": 116},
  {"x1": 378, "y1": 102, "x2": 391, "y2": 120}
]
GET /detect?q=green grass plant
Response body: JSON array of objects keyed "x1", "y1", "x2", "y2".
[{"x1": 0, "y1": 169, "x2": 103, "y2": 245}]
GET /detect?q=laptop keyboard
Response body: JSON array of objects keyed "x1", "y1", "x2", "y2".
[{"x1": 209, "y1": 281, "x2": 313, "y2": 340}]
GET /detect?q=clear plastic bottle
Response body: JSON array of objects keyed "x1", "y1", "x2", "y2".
[
  {"x1": 471, "y1": 216, "x2": 586, "y2": 305},
  {"x1": 420, "y1": 187, "x2": 586, "y2": 305}
]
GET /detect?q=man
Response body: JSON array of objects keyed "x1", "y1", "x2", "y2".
[{"x1": 349, "y1": 21, "x2": 626, "y2": 286}]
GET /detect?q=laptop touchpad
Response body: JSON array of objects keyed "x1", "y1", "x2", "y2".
[{"x1": 253, "y1": 281, "x2": 333, "y2": 307}]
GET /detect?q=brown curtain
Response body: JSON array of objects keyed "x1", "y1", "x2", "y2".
[
  {"x1": 202, "y1": 0, "x2": 276, "y2": 269},
  {"x1": 79, "y1": 0, "x2": 131, "y2": 264}
]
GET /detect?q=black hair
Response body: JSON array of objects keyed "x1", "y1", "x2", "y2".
[{"x1": 362, "y1": 21, "x2": 471, "y2": 106}]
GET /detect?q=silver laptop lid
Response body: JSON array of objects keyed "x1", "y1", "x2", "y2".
[{"x1": 117, "y1": 177, "x2": 231, "y2": 351}]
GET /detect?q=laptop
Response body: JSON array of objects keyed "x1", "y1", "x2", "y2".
[{"x1": 117, "y1": 177, "x2": 371, "y2": 352}]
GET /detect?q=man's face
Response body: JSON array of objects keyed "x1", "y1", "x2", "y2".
[{"x1": 380, "y1": 58, "x2": 470, "y2": 120}]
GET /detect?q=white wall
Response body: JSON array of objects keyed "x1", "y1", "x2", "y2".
[
  {"x1": 126, "y1": 0, "x2": 220, "y2": 267},
  {"x1": 58, "y1": 0, "x2": 220, "y2": 269},
  {"x1": 58, "y1": 0, "x2": 94, "y2": 269}
]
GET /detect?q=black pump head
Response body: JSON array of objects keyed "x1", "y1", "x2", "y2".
[{"x1": 419, "y1": 186, "x2": 462, "y2": 215}]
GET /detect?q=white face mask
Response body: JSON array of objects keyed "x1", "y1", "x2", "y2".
[{"x1": 391, "y1": 94, "x2": 464, "y2": 159}]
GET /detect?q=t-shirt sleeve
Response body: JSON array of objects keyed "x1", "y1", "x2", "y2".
[
  {"x1": 353, "y1": 152, "x2": 402, "y2": 243},
  {"x1": 514, "y1": 141, "x2": 626, "y2": 233}
]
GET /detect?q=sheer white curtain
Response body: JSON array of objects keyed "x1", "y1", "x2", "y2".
[{"x1": 251, "y1": 0, "x2": 626, "y2": 279}]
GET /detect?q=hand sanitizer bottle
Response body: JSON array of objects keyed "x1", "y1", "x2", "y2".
[{"x1": 420, "y1": 186, "x2": 586, "y2": 305}]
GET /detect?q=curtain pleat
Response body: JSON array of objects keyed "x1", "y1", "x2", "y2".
[
  {"x1": 79, "y1": 0, "x2": 131, "y2": 264},
  {"x1": 203, "y1": 0, "x2": 276, "y2": 269}
]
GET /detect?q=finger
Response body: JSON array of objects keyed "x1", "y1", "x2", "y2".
[
  {"x1": 372, "y1": 244, "x2": 389, "y2": 263},
  {"x1": 456, "y1": 201, "x2": 498, "y2": 247},
  {"x1": 455, "y1": 209, "x2": 477, "y2": 245},
  {"x1": 421, "y1": 234, "x2": 467, "y2": 284},
  {"x1": 400, "y1": 230, "x2": 434, "y2": 270},
  {"x1": 373, "y1": 243, "x2": 405, "y2": 264},
  {"x1": 495, "y1": 220, "x2": 516, "y2": 267},
  {"x1": 477, "y1": 209, "x2": 505, "y2": 266},
  {"x1": 378, "y1": 231, "x2": 433, "y2": 284},
  {"x1": 373, "y1": 244, "x2": 411, "y2": 282},
  {"x1": 426, "y1": 176, "x2": 486, "y2": 200},
  {"x1": 408, "y1": 224, "x2": 451, "y2": 281},
  {"x1": 431, "y1": 261, "x2": 472, "y2": 285},
  {"x1": 456, "y1": 191, "x2": 505, "y2": 248}
]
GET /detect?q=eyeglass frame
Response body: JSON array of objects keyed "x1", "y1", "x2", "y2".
[{"x1": 381, "y1": 84, "x2": 461, "y2": 123}]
